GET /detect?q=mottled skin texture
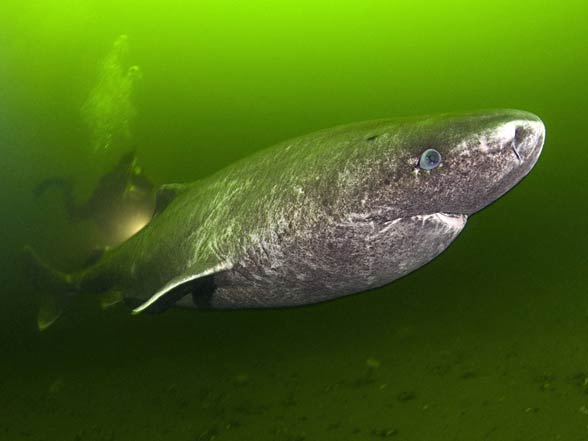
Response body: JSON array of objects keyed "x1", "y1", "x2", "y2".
[{"x1": 67, "y1": 109, "x2": 545, "y2": 312}]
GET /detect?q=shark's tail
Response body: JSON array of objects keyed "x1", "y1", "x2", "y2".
[
  {"x1": 32, "y1": 177, "x2": 79, "y2": 221},
  {"x1": 32, "y1": 177, "x2": 67, "y2": 198},
  {"x1": 22, "y1": 246, "x2": 77, "y2": 331}
]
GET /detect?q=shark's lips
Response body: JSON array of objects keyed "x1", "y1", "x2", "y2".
[
  {"x1": 376, "y1": 212, "x2": 467, "y2": 246},
  {"x1": 404, "y1": 212, "x2": 468, "y2": 230},
  {"x1": 433, "y1": 212, "x2": 468, "y2": 229},
  {"x1": 380, "y1": 212, "x2": 467, "y2": 233},
  {"x1": 402, "y1": 212, "x2": 468, "y2": 228}
]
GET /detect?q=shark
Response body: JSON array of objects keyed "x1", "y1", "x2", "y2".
[
  {"x1": 33, "y1": 151, "x2": 155, "y2": 248},
  {"x1": 25, "y1": 109, "x2": 545, "y2": 330}
]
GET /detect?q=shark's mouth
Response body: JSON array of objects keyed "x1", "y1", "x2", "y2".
[
  {"x1": 380, "y1": 212, "x2": 467, "y2": 234},
  {"x1": 434, "y1": 212, "x2": 468, "y2": 228},
  {"x1": 409, "y1": 212, "x2": 468, "y2": 231},
  {"x1": 413, "y1": 212, "x2": 467, "y2": 222}
]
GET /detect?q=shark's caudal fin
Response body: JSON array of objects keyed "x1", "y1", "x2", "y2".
[
  {"x1": 32, "y1": 177, "x2": 79, "y2": 220},
  {"x1": 22, "y1": 246, "x2": 77, "y2": 331},
  {"x1": 32, "y1": 177, "x2": 69, "y2": 198}
]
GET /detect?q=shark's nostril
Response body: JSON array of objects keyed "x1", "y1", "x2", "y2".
[
  {"x1": 514, "y1": 126, "x2": 530, "y2": 149},
  {"x1": 512, "y1": 126, "x2": 532, "y2": 161},
  {"x1": 511, "y1": 143, "x2": 522, "y2": 161}
]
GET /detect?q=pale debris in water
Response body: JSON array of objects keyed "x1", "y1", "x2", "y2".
[{"x1": 366, "y1": 357, "x2": 381, "y2": 369}]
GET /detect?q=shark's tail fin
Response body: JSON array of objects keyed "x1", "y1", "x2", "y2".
[
  {"x1": 32, "y1": 177, "x2": 79, "y2": 221},
  {"x1": 33, "y1": 177, "x2": 67, "y2": 198},
  {"x1": 22, "y1": 246, "x2": 77, "y2": 331}
]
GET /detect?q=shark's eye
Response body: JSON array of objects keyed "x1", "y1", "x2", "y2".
[{"x1": 419, "y1": 148, "x2": 442, "y2": 170}]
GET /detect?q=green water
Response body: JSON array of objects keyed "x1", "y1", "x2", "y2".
[{"x1": 1, "y1": 1, "x2": 587, "y2": 440}]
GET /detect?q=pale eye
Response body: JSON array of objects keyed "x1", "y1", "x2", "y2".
[{"x1": 419, "y1": 148, "x2": 442, "y2": 170}]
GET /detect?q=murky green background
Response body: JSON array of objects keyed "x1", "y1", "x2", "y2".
[{"x1": 1, "y1": 1, "x2": 587, "y2": 440}]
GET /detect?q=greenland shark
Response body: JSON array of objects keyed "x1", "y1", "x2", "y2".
[
  {"x1": 25, "y1": 109, "x2": 545, "y2": 330},
  {"x1": 33, "y1": 151, "x2": 155, "y2": 247}
]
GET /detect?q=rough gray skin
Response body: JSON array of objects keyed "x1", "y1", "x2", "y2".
[{"x1": 61, "y1": 109, "x2": 545, "y2": 313}]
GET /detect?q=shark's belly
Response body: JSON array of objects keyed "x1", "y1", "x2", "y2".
[{"x1": 179, "y1": 213, "x2": 466, "y2": 310}]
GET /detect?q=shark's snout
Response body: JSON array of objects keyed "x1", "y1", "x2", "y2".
[
  {"x1": 420, "y1": 109, "x2": 546, "y2": 217},
  {"x1": 511, "y1": 115, "x2": 545, "y2": 163},
  {"x1": 468, "y1": 111, "x2": 545, "y2": 214}
]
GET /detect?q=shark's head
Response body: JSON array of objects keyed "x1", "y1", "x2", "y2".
[{"x1": 365, "y1": 109, "x2": 545, "y2": 219}]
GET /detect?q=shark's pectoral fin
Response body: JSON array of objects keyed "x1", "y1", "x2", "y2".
[
  {"x1": 153, "y1": 183, "x2": 189, "y2": 216},
  {"x1": 131, "y1": 259, "x2": 233, "y2": 315}
]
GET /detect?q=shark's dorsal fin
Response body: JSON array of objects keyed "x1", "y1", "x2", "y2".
[
  {"x1": 131, "y1": 259, "x2": 233, "y2": 315},
  {"x1": 153, "y1": 183, "x2": 188, "y2": 216}
]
